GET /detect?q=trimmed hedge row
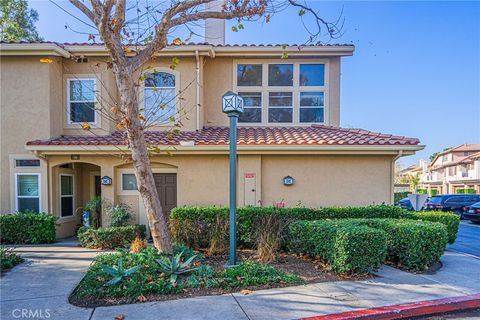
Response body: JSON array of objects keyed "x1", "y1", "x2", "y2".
[
  {"x1": 77, "y1": 225, "x2": 146, "y2": 249},
  {"x1": 0, "y1": 213, "x2": 56, "y2": 244},
  {"x1": 287, "y1": 218, "x2": 448, "y2": 272},
  {"x1": 407, "y1": 211, "x2": 459, "y2": 244},
  {"x1": 287, "y1": 220, "x2": 387, "y2": 274},
  {"x1": 170, "y1": 206, "x2": 459, "y2": 247},
  {"x1": 351, "y1": 219, "x2": 448, "y2": 271}
]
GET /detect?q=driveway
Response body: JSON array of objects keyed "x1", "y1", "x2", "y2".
[{"x1": 448, "y1": 221, "x2": 480, "y2": 258}]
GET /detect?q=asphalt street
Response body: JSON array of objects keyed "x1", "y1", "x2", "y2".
[{"x1": 448, "y1": 221, "x2": 480, "y2": 258}]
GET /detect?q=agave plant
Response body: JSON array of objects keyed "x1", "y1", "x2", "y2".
[
  {"x1": 156, "y1": 251, "x2": 199, "y2": 285},
  {"x1": 101, "y1": 258, "x2": 140, "y2": 286}
]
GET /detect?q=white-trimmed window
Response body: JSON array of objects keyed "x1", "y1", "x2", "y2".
[
  {"x1": 122, "y1": 173, "x2": 138, "y2": 191},
  {"x1": 238, "y1": 92, "x2": 262, "y2": 123},
  {"x1": 299, "y1": 92, "x2": 324, "y2": 123},
  {"x1": 234, "y1": 61, "x2": 326, "y2": 124},
  {"x1": 144, "y1": 71, "x2": 176, "y2": 124},
  {"x1": 60, "y1": 174, "x2": 74, "y2": 217},
  {"x1": 68, "y1": 79, "x2": 96, "y2": 123},
  {"x1": 268, "y1": 92, "x2": 293, "y2": 123},
  {"x1": 15, "y1": 173, "x2": 40, "y2": 213},
  {"x1": 15, "y1": 159, "x2": 40, "y2": 167}
]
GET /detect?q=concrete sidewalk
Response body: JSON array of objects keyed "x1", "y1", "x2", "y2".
[{"x1": 1, "y1": 245, "x2": 479, "y2": 320}]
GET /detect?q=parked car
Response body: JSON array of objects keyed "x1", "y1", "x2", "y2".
[
  {"x1": 424, "y1": 194, "x2": 480, "y2": 218},
  {"x1": 398, "y1": 197, "x2": 413, "y2": 210},
  {"x1": 463, "y1": 202, "x2": 480, "y2": 224}
]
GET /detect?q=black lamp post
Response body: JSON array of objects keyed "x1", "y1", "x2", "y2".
[{"x1": 222, "y1": 91, "x2": 244, "y2": 267}]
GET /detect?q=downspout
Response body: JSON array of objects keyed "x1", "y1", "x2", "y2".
[
  {"x1": 391, "y1": 150, "x2": 404, "y2": 204},
  {"x1": 195, "y1": 50, "x2": 200, "y2": 131}
]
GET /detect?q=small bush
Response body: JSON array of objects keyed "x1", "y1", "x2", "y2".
[
  {"x1": 407, "y1": 211, "x2": 459, "y2": 244},
  {"x1": 206, "y1": 215, "x2": 228, "y2": 255},
  {"x1": 77, "y1": 225, "x2": 146, "y2": 249},
  {"x1": 130, "y1": 236, "x2": 148, "y2": 253},
  {"x1": 456, "y1": 188, "x2": 476, "y2": 194},
  {"x1": 353, "y1": 219, "x2": 448, "y2": 271},
  {"x1": 287, "y1": 220, "x2": 387, "y2": 274},
  {"x1": 255, "y1": 212, "x2": 291, "y2": 262},
  {"x1": 107, "y1": 203, "x2": 132, "y2": 227},
  {"x1": 0, "y1": 212, "x2": 56, "y2": 244},
  {"x1": 0, "y1": 247, "x2": 24, "y2": 271}
]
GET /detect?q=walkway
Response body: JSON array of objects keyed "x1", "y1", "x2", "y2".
[{"x1": 1, "y1": 243, "x2": 479, "y2": 320}]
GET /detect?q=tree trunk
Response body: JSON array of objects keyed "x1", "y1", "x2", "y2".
[{"x1": 115, "y1": 67, "x2": 173, "y2": 253}]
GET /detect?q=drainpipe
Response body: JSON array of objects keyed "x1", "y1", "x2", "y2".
[
  {"x1": 392, "y1": 150, "x2": 403, "y2": 204},
  {"x1": 195, "y1": 50, "x2": 200, "y2": 131}
]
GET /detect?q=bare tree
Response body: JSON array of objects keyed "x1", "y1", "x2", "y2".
[{"x1": 67, "y1": 0, "x2": 340, "y2": 253}]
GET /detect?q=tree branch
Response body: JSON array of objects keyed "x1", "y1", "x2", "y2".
[
  {"x1": 68, "y1": 0, "x2": 95, "y2": 21},
  {"x1": 113, "y1": 0, "x2": 126, "y2": 33}
]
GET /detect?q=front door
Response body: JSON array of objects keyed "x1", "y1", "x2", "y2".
[{"x1": 153, "y1": 173, "x2": 177, "y2": 214}]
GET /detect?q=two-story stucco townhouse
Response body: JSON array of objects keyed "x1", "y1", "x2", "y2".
[{"x1": 0, "y1": 29, "x2": 424, "y2": 237}]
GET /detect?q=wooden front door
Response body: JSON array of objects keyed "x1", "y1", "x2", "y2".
[{"x1": 153, "y1": 173, "x2": 177, "y2": 214}]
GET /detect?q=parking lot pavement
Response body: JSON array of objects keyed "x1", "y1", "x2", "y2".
[{"x1": 448, "y1": 222, "x2": 480, "y2": 258}]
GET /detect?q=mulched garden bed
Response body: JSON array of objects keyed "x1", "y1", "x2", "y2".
[{"x1": 69, "y1": 249, "x2": 372, "y2": 308}]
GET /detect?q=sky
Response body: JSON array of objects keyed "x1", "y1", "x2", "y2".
[{"x1": 27, "y1": 1, "x2": 480, "y2": 168}]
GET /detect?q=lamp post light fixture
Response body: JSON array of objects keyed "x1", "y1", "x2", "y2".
[{"x1": 222, "y1": 91, "x2": 244, "y2": 267}]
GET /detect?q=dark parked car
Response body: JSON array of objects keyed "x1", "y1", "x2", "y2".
[
  {"x1": 424, "y1": 194, "x2": 480, "y2": 218},
  {"x1": 398, "y1": 197, "x2": 413, "y2": 210},
  {"x1": 463, "y1": 202, "x2": 480, "y2": 224}
]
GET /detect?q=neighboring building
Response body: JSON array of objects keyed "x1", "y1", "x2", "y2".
[
  {"x1": 421, "y1": 144, "x2": 480, "y2": 195},
  {"x1": 0, "y1": 33, "x2": 423, "y2": 237},
  {"x1": 395, "y1": 160, "x2": 429, "y2": 192}
]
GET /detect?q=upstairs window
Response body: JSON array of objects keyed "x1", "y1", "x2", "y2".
[
  {"x1": 237, "y1": 64, "x2": 262, "y2": 86},
  {"x1": 235, "y1": 62, "x2": 326, "y2": 124},
  {"x1": 144, "y1": 71, "x2": 176, "y2": 124},
  {"x1": 68, "y1": 79, "x2": 96, "y2": 123}
]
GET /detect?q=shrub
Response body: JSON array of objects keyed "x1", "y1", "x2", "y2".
[
  {"x1": 107, "y1": 203, "x2": 133, "y2": 227},
  {"x1": 407, "y1": 211, "x2": 459, "y2": 244},
  {"x1": 130, "y1": 236, "x2": 148, "y2": 253},
  {"x1": 0, "y1": 212, "x2": 56, "y2": 244},
  {"x1": 255, "y1": 212, "x2": 291, "y2": 262},
  {"x1": 456, "y1": 188, "x2": 476, "y2": 194},
  {"x1": 77, "y1": 225, "x2": 146, "y2": 249},
  {"x1": 394, "y1": 192, "x2": 409, "y2": 204},
  {"x1": 287, "y1": 220, "x2": 387, "y2": 274},
  {"x1": 0, "y1": 247, "x2": 24, "y2": 271},
  {"x1": 206, "y1": 215, "x2": 228, "y2": 255},
  {"x1": 353, "y1": 219, "x2": 448, "y2": 271},
  {"x1": 171, "y1": 205, "x2": 409, "y2": 248}
]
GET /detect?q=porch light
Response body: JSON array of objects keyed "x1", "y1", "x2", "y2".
[{"x1": 222, "y1": 91, "x2": 244, "y2": 267}]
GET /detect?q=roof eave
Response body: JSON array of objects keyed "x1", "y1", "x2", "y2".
[
  {"x1": 0, "y1": 43, "x2": 70, "y2": 58},
  {"x1": 25, "y1": 143, "x2": 424, "y2": 156}
]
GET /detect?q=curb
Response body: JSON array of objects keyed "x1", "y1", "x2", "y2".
[{"x1": 300, "y1": 293, "x2": 480, "y2": 320}]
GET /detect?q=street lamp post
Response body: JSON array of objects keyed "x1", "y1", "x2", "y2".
[{"x1": 222, "y1": 91, "x2": 244, "y2": 267}]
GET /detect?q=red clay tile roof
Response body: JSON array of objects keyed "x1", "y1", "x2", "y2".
[
  {"x1": 0, "y1": 41, "x2": 354, "y2": 48},
  {"x1": 26, "y1": 125, "x2": 420, "y2": 147}
]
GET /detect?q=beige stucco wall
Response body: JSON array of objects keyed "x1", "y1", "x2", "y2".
[
  {"x1": 42, "y1": 153, "x2": 394, "y2": 237},
  {"x1": 1, "y1": 56, "x2": 57, "y2": 213}
]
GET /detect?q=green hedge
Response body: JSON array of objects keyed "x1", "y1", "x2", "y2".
[
  {"x1": 456, "y1": 188, "x2": 476, "y2": 194},
  {"x1": 0, "y1": 212, "x2": 56, "y2": 244},
  {"x1": 171, "y1": 206, "x2": 459, "y2": 247},
  {"x1": 287, "y1": 220, "x2": 387, "y2": 274},
  {"x1": 352, "y1": 219, "x2": 448, "y2": 271},
  {"x1": 407, "y1": 211, "x2": 459, "y2": 244},
  {"x1": 77, "y1": 225, "x2": 146, "y2": 249},
  {"x1": 171, "y1": 205, "x2": 410, "y2": 247}
]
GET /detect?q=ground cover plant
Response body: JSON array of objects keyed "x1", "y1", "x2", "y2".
[
  {"x1": 0, "y1": 247, "x2": 24, "y2": 271},
  {"x1": 70, "y1": 245, "x2": 303, "y2": 307}
]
